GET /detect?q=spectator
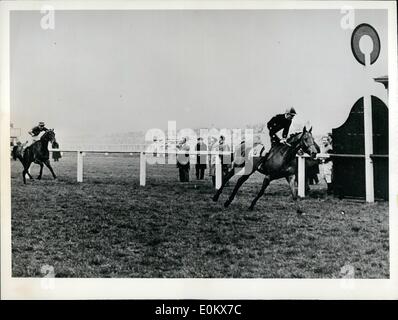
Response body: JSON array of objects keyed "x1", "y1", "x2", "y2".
[
  {"x1": 218, "y1": 135, "x2": 231, "y2": 178},
  {"x1": 52, "y1": 141, "x2": 62, "y2": 162},
  {"x1": 307, "y1": 142, "x2": 320, "y2": 185},
  {"x1": 209, "y1": 135, "x2": 231, "y2": 186},
  {"x1": 320, "y1": 135, "x2": 333, "y2": 194},
  {"x1": 176, "y1": 137, "x2": 190, "y2": 182},
  {"x1": 208, "y1": 137, "x2": 218, "y2": 187},
  {"x1": 195, "y1": 137, "x2": 207, "y2": 180}
]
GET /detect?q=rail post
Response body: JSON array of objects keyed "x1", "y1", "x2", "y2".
[
  {"x1": 140, "y1": 152, "x2": 146, "y2": 186},
  {"x1": 297, "y1": 155, "x2": 306, "y2": 197},
  {"x1": 364, "y1": 95, "x2": 375, "y2": 203},
  {"x1": 77, "y1": 151, "x2": 83, "y2": 182},
  {"x1": 215, "y1": 155, "x2": 222, "y2": 190}
]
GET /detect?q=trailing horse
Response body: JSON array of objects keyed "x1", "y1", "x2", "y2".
[
  {"x1": 212, "y1": 127, "x2": 318, "y2": 210},
  {"x1": 12, "y1": 129, "x2": 58, "y2": 184}
]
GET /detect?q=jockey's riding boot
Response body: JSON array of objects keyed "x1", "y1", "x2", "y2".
[{"x1": 20, "y1": 145, "x2": 26, "y2": 158}]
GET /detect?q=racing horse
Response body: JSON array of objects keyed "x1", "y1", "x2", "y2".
[
  {"x1": 212, "y1": 127, "x2": 318, "y2": 210},
  {"x1": 12, "y1": 129, "x2": 58, "y2": 184}
]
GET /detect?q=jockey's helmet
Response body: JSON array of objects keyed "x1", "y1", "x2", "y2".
[
  {"x1": 285, "y1": 107, "x2": 297, "y2": 115},
  {"x1": 39, "y1": 121, "x2": 45, "y2": 127}
]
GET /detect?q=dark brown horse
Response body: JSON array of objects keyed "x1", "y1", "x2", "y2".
[
  {"x1": 12, "y1": 129, "x2": 57, "y2": 184},
  {"x1": 212, "y1": 127, "x2": 318, "y2": 210}
]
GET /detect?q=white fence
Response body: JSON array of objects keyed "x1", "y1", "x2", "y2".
[
  {"x1": 48, "y1": 148, "x2": 330, "y2": 198},
  {"x1": 50, "y1": 149, "x2": 228, "y2": 190},
  {"x1": 296, "y1": 153, "x2": 330, "y2": 197}
]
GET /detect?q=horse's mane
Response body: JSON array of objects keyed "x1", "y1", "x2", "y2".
[
  {"x1": 287, "y1": 131, "x2": 303, "y2": 143},
  {"x1": 41, "y1": 129, "x2": 54, "y2": 139}
]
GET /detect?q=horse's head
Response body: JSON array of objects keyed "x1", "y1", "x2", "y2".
[
  {"x1": 300, "y1": 127, "x2": 318, "y2": 159},
  {"x1": 41, "y1": 129, "x2": 56, "y2": 144}
]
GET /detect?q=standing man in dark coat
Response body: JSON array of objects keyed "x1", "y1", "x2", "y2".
[
  {"x1": 218, "y1": 135, "x2": 231, "y2": 178},
  {"x1": 176, "y1": 137, "x2": 190, "y2": 182},
  {"x1": 208, "y1": 135, "x2": 231, "y2": 187},
  {"x1": 267, "y1": 107, "x2": 297, "y2": 146},
  {"x1": 52, "y1": 141, "x2": 62, "y2": 162},
  {"x1": 195, "y1": 137, "x2": 207, "y2": 180}
]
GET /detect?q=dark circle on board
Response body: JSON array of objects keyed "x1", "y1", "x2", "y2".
[{"x1": 351, "y1": 23, "x2": 381, "y2": 66}]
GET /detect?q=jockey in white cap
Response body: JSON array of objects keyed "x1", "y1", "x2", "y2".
[
  {"x1": 266, "y1": 107, "x2": 297, "y2": 146},
  {"x1": 26, "y1": 121, "x2": 48, "y2": 147}
]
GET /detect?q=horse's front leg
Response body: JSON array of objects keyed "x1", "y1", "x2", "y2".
[
  {"x1": 286, "y1": 175, "x2": 297, "y2": 200},
  {"x1": 224, "y1": 159, "x2": 260, "y2": 208},
  {"x1": 212, "y1": 167, "x2": 235, "y2": 202},
  {"x1": 22, "y1": 170, "x2": 26, "y2": 184},
  {"x1": 249, "y1": 175, "x2": 271, "y2": 210},
  {"x1": 37, "y1": 162, "x2": 44, "y2": 180},
  {"x1": 44, "y1": 160, "x2": 57, "y2": 179},
  {"x1": 27, "y1": 171, "x2": 34, "y2": 180}
]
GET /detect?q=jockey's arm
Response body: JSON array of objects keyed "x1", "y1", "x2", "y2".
[
  {"x1": 282, "y1": 122, "x2": 291, "y2": 139},
  {"x1": 29, "y1": 125, "x2": 41, "y2": 136},
  {"x1": 268, "y1": 125, "x2": 279, "y2": 138},
  {"x1": 269, "y1": 128, "x2": 282, "y2": 141}
]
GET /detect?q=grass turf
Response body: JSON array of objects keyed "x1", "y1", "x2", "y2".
[{"x1": 11, "y1": 153, "x2": 389, "y2": 278}]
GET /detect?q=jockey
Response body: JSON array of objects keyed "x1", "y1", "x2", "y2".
[
  {"x1": 267, "y1": 107, "x2": 296, "y2": 146},
  {"x1": 26, "y1": 121, "x2": 48, "y2": 147}
]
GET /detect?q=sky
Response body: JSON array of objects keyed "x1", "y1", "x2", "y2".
[{"x1": 10, "y1": 9, "x2": 388, "y2": 142}]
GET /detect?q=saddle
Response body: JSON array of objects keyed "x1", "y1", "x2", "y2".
[
  {"x1": 21, "y1": 145, "x2": 31, "y2": 158},
  {"x1": 19, "y1": 141, "x2": 38, "y2": 159},
  {"x1": 233, "y1": 142, "x2": 268, "y2": 167}
]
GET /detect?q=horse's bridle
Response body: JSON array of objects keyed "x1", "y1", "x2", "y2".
[
  {"x1": 43, "y1": 130, "x2": 56, "y2": 143},
  {"x1": 281, "y1": 132, "x2": 316, "y2": 157},
  {"x1": 299, "y1": 132, "x2": 317, "y2": 156}
]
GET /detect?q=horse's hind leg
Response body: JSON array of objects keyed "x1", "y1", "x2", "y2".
[
  {"x1": 25, "y1": 162, "x2": 35, "y2": 182},
  {"x1": 224, "y1": 172, "x2": 252, "y2": 208},
  {"x1": 249, "y1": 175, "x2": 271, "y2": 210},
  {"x1": 212, "y1": 168, "x2": 235, "y2": 202},
  {"x1": 224, "y1": 158, "x2": 260, "y2": 208},
  {"x1": 44, "y1": 160, "x2": 57, "y2": 179},
  {"x1": 22, "y1": 163, "x2": 32, "y2": 184}
]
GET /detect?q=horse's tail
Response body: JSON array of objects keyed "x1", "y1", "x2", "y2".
[{"x1": 12, "y1": 146, "x2": 18, "y2": 160}]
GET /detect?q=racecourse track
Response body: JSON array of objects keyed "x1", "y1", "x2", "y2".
[{"x1": 11, "y1": 153, "x2": 389, "y2": 278}]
